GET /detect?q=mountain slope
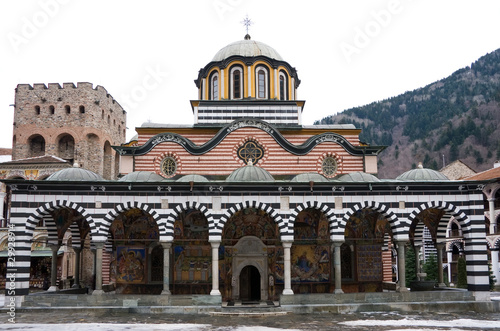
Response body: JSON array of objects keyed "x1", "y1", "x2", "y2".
[{"x1": 315, "y1": 49, "x2": 500, "y2": 178}]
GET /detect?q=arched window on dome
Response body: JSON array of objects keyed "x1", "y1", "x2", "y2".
[
  {"x1": 209, "y1": 71, "x2": 219, "y2": 100},
  {"x1": 279, "y1": 70, "x2": 289, "y2": 100},
  {"x1": 230, "y1": 66, "x2": 244, "y2": 100},
  {"x1": 256, "y1": 66, "x2": 269, "y2": 99}
]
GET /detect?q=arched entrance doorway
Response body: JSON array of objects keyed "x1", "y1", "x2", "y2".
[
  {"x1": 231, "y1": 236, "x2": 268, "y2": 301},
  {"x1": 221, "y1": 207, "x2": 280, "y2": 302},
  {"x1": 240, "y1": 265, "x2": 261, "y2": 301}
]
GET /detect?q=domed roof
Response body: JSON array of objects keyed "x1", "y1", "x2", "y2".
[
  {"x1": 212, "y1": 35, "x2": 283, "y2": 62},
  {"x1": 397, "y1": 164, "x2": 449, "y2": 181},
  {"x1": 337, "y1": 172, "x2": 381, "y2": 182},
  {"x1": 290, "y1": 173, "x2": 329, "y2": 182},
  {"x1": 176, "y1": 174, "x2": 209, "y2": 182},
  {"x1": 46, "y1": 165, "x2": 103, "y2": 181},
  {"x1": 226, "y1": 161, "x2": 274, "y2": 182},
  {"x1": 118, "y1": 171, "x2": 164, "y2": 182}
]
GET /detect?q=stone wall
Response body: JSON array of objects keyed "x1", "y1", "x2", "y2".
[{"x1": 12, "y1": 82, "x2": 127, "y2": 179}]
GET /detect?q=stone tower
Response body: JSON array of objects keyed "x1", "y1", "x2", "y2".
[{"x1": 12, "y1": 82, "x2": 126, "y2": 179}]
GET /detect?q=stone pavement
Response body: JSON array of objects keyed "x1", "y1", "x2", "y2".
[
  {"x1": 2, "y1": 309, "x2": 500, "y2": 330},
  {"x1": 1, "y1": 292, "x2": 500, "y2": 330}
]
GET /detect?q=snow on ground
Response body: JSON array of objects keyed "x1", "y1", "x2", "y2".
[
  {"x1": 0, "y1": 324, "x2": 302, "y2": 331},
  {"x1": 339, "y1": 318, "x2": 500, "y2": 329}
]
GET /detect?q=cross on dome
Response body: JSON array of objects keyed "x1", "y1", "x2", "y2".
[{"x1": 241, "y1": 15, "x2": 253, "y2": 36}]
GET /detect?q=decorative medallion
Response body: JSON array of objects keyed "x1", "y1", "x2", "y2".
[
  {"x1": 161, "y1": 156, "x2": 177, "y2": 177},
  {"x1": 237, "y1": 141, "x2": 264, "y2": 165},
  {"x1": 321, "y1": 156, "x2": 337, "y2": 177}
]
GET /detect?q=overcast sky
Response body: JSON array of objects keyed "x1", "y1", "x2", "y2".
[{"x1": 1, "y1": 0, "x2": 500, "y2": 148}]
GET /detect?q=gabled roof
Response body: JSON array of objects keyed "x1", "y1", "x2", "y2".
[
  {"x1": 465, "y1": 165, "x2": 500, "y2": 180},
  {"x1": 0, "y1": 155, "x2": 68, "y2": 165}
]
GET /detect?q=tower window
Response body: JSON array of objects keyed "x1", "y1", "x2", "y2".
[
  {"x1": 279, "y1": 76, "x2": 285, "y2": 100},
  {"x1": 256, "y1": 66, "x2": 269, "y2": 99},
  {"x1": 35, "y1": 105, "x2": 40, "y2": 115},
  {"x1": 65, "y1": 105, "x2": 71, "y2": 114},
  {"x1": 279, "y1": 71, "x2": 289, "y2": 101},
  {"x1": 79, "y1": 105, "x2": 85, "y2": 113},
  {"x1": 211, "y1": 75, "x2": 219, "y2": 100},
  {"x1": 49, "y1": 105, "x2": 55, "y2": 114},
  {"x1": 231, "y1": 67, "x2": 243, "y2": 99},
  {"x1": 258, "y1": 70, "x2": 265, "y2": 98}
]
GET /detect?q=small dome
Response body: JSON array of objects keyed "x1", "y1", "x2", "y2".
[
  {"x1": 176, "y1": 174, "x2": 209, "y2": 182},
  {"x1": 337, "y1": 172, "x2": 381, "y2": 182},
  {"x1": 46, "y1": 166, "x2": 103, "y2": 181},
  {"x1": 290, "y1": 173, "x2": 329, "y2": 182},
  {"x1": 212, "y1": 36, "x2": 283, "y2": 62},
  {"x1": 226, "y1": 162, "x2": 274, "y2": 182},
  {"x1": 397, "y1": 166, "x2": 449, "y2": 181},
  {"x1": 118, "y1": 171, "x2": 164, "y2": 182}
]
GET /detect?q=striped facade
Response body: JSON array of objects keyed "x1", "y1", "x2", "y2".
[
  {"x1": 2, "y1": 35, "x2": 496, "y2": 303},
  {"x1": 5, "y1": 179, "x2": 490, "y2": 296}
]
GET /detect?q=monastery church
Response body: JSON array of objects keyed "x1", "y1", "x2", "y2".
[{"x1": 0, "y1": 33, "x2": 498, "y2": 307}]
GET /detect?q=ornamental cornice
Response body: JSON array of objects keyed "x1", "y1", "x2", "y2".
[{"x1": 113, "y1": 118, "x2": 384, "y2": 157}]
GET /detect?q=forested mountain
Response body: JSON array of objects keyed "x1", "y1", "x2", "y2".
[{"x1": 315, "y1": 49, "x2": 500, "y2": 179}]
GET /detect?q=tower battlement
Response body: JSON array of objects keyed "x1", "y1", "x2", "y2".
[
  {"x1": 12, "y1": 82, "x2": 127, "y2": 179},
  {"x1": 16, "y1": 82, "x2": 124, "y2": 110}
]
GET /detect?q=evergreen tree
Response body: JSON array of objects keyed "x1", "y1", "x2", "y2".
[
  {"x1": 456, "y1": 256, "x2": 468, "y2": 288},
  {"x1": 489, "y1": 263, "x2": 497, "y2": 291},
  {"x1": 423, "y1": 253, "x2": 438, "y2": 282},
  {"x1": 405, "y1": 244, "x2": 417, "y2": 285},
  {"x1": 449, "y1": 142, "x2": 459, "y2": 162}
]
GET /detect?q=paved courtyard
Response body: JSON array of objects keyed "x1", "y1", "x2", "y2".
[
  {"x1": 2, "y1": 294, "x2": 500, "y2": 330},
  {"x1": 2, "y1": 309, "x2": 500, "y2": 330}
]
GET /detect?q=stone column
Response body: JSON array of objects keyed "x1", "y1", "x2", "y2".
[
  {"x1": 396, "y1": 240, "x2": 408, "y2": 292},
  {"x1": 436, "y1": 242, "x2": 446, "y2": 287},
  {"x1": 333, "y1": 241, "x2": 344, "y2": 294},
  {"x1": 92, "y1": 242, "x2": 105, "y2": 295},
  {"x1": 47, "y1": 244, "x2": 60, "y2": 292},
  {"x1": 414, "y1": 245, "x2": 422, "y2": 280},
  {"x1": 72, "y1": 247, "x2": 81, "y2": 288},
  {"x1": 0, "y1": 191, "x2": 6, "y2": 225},
  {"x1": 282, "y1": 241, "x2": 294, "y2": 295},
  {"x1": 488, "y1": 198, "x2": 497, "y2": 234},
  {"x1": 491, "y1": 249, "x2": 500, "y2": 287},
  {"x1": 210, "y1": 241, "x2": 221, "y2": 296},
  {"x1": 161, "y1": 242, "x2": 172, "y2": 295},
  {"x1": 447, "y1": 250, "x2": 453, "y2": 286}
]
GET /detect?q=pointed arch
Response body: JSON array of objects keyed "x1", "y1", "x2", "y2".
[{"x1": 447, "y1": 239, "x2": 464, "y2": 252}]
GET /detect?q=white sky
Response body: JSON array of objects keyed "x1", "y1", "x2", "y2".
[{"x1": 1, "y1": 0, "x2": 500, "y2": 148}]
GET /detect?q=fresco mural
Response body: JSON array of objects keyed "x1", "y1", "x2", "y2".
[
  {"x1": 109, "y1": 209, "x2": 159, "y2": 292},
  {"x1": 291, "y1": 208, "x2": 331, "y2": 293},
  {"x1": 116, "y1": 246, "x2": 146, "y2": 283},
  {"x1": 343, "y1": 209, "x2": 392, "y2": 292},
  {"x1": 172, "y1": 209, "x2": 211, "y2": 294},
  {"x1": 223, "y1": 208, "x2": 278, "y2": 244},
  {"x1": 411, "y1": 208, "x2": 446, "y2": 242}
]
